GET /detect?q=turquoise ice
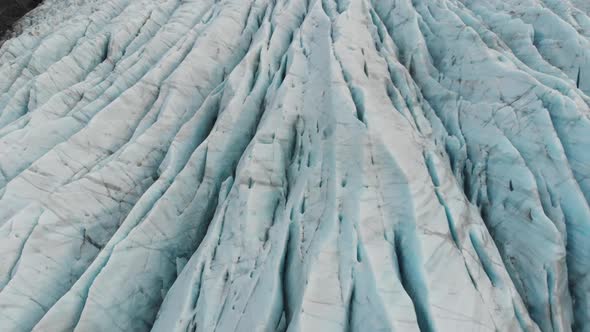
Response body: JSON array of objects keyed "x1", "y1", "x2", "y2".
[{"x1": 0, "y1": 0, "x2": 589, "y2": 331}]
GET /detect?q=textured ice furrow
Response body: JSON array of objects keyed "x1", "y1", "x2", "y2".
[
  {"x1": 0, "y1": 0, "x2": 216, "y2": 220},
  {"x1": 0, "y1": 1, "x2": 270, "y2": 330},
  {"x1": 155, "y1": 0, "x2": 539, "y2": 331},
  {"x1": 0, "y1": 204, "x2": 43, "y2": 291},
  {"x1": 330, "y1": 3, "x2": 535, "y2": 331},
  {"x1": 0, "y1": 0, "x2": 214, "y2": 190},
  {"x1": 1, "y1": 0, "x2": 589, "y2": 331},
  {"x1": 31, "y1": 89, "x2": 222, "y2": 332},
  {"x1": 67, "y1": 9, "x2": 280, "y2": 331},
  {"x1": 277, "y1": 5, "x2": 355, "y2": 331},
  {"x1": 33, "y1": 3, "x2": 296, "y2": 330},
  {"x1": 153, "y1": 6, "x2": 325, "y2": 332},
  {"x1": 373, "y1": 0, "x2": 590, "y2": 329},
  {"x1": 480, "y1": 0, "x2": 590, "y2": 93}
]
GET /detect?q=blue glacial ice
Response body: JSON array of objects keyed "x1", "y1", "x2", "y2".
[{"x1": 0, "y1": 0, "x2": 589, "y2": 331}]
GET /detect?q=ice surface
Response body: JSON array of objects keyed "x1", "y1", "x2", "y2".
[{"x1": 0, "y1": 0, "x2": 589, "y2": 331}]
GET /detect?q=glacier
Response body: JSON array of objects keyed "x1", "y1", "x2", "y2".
[{"x1": 0, "y1": 0, "x2": 589, "y2": 331}]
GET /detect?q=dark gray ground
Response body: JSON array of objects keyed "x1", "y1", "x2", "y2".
[{"x1": 0, "y1": 0, "x2": 42, "y2": 38}]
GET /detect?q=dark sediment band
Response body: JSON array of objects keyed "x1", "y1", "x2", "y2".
[{"x1": 0, "y1": 0, "x2": 43, "y2": 38}]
